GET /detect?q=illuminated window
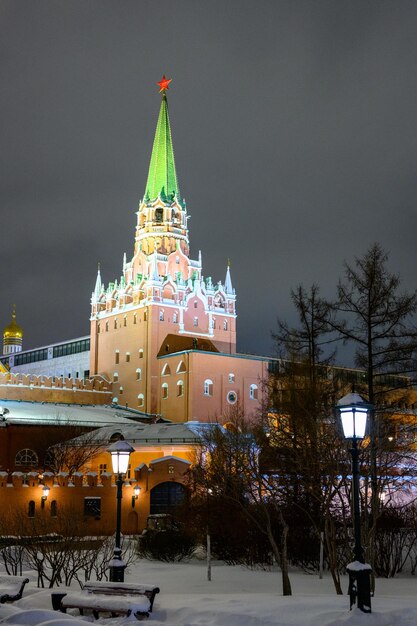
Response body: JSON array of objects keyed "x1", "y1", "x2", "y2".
[
  {"x1": 204, "y1": 379, "x2": 213, "y2": 396},
  {"x1": 250, "y1": 384, "x2": 258, "y2": 400},
  {"x1": 162, "y1": 383, "x2": 168, "y2": 399}
]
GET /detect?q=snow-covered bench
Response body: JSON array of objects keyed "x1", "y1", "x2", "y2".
[
  {"x1": 0, "y1": 575, "x2": 30, "y2": 603},
  {"x1": 60, "y1": 581, "x2": 160, "y2": 620}
]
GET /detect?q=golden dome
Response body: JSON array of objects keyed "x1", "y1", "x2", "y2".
[{"x1": 3, "y1": 305, "x2": 23, "y2": 341}]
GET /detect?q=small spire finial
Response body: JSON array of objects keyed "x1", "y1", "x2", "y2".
[{"x1": 157, "y1": 75, "x2": 172, "y2": 93}]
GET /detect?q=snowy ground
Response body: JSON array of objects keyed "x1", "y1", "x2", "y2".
[{"x1": 3, "y1": 559, "x2": 417, "y2": 625}]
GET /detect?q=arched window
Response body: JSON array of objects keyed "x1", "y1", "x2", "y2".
[
  {"x1": 173, "y1": 311, "x2": 178, "y2": 323},
  {"x1": 51, "y1": 500, "x2": 57, "y2": 518},
  {"x1": 126, "y1": 352, "x2": 130, "y2": 362},
  {"x1": 114, "y1": 319, "x2": 118, "y2": 330},
  {"x1": 133, "y1": 314, "x2": 137, "y2": 325},
  {"x1": 176, "y1": 360, "x2": 186, "y2": 374},
  {"x1": 138, "y1": 394, "x2": 144, "y2": 408},
  {"x1": 159, "y1": 310, "x2": 164, "y2": 321},
  {"x1": 119, "y1": 386, "x2": 123, "y2": 395},
  {"x1": 177, "y1": 380, "x2": 184, "y2": 397},
  {"x1": 223, "y1": 320, "x2": 228, "y2": 330},
  {"x1": 115, "y1": 351, "x2": 119, "y2": 364},
  {"x1": 28, "y1": 501, "x2": 35, "y2": 518},
  {"x1": 139, "y1": 349, "x2": 144, "y2": 359},
  {"x1": 15, "y1": 449, "x2": 38, "y2": 467},
  {"x1": 204, "y1": 379, "x2": 213, "y2": 396},
  {"x1": 162, "y1": 383, "x2": 168, "y2": 399},
  {"x1": 161, "y1": 363, "x2": 171, "y2": 376},
  {"x1": 124, "y1": 316, "x2": 127, "y2": 327},
  {"x1": 105, "y1": 322, "x2": 109, "y2": 332},
  {"x1": 136, "y1": 368, "x2": 142, "y2": 381},
  {"x1": 113, "y1": 372, "x2": 118, "y2": 382},
  {"x1": 228, "y1": 373, "x2": 235, "y2": 383},
  {"x1": 193, "y1": 317, "x2": 198, "y2": 326},
  {"x1": 250, "y1": 384, "x2": 258, "y2": 400}
]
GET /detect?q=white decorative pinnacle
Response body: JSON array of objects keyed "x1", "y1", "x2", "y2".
[
  {"x1": 93, "y1": 263, "x2": 102, "y2": 302},
  {"x1": 224, "y1": 264, "x2": 233, "y2": 295}
]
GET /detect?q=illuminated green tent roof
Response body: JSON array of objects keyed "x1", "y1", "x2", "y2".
[{"x1": 145, "y1": 93, "x2": 180, "y2": 202}]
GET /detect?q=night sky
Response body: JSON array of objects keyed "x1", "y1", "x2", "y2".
[{"x1": 2, "y1": 1, "x2": 417, "y2": 362}]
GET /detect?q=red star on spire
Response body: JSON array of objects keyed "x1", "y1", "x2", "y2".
[{"x1": 157, "y1": 75, "x2": 172, "y2": 93}]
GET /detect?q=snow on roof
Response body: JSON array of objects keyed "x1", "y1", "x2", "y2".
[
  {"x1": 150, "y1": 455, "x2": 191, "y2": 465},
  {"x1": 0, "y1": 400, "x2": 151, "y2": 427},
  {"x1": 68, "y1": 421, "x2": 212, "y2": 446}
]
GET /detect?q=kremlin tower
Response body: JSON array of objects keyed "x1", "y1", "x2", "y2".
[{"x1": 90, "y1": 77, "x2": 265, "y2": 421}]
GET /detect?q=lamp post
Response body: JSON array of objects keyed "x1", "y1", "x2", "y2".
[
  {"x1": 108, "y1": 439, "x2": 134, "y2": 582},
  {"x1": 336, "y1": 392, "x2": 373, "y2": 614}
]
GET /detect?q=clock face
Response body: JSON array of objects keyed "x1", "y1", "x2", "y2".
[{"x1": 227, "y1": 391, "x2": 237, "y2": 405}]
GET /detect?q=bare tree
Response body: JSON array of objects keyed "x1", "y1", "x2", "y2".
[
  {"x1": 45, "y1": 428, "x2": 107, "y2": 476},
  {"x1": 325, "y1": 243, "x2": 417, "y2": 566},
  {"x1": 192, "y1": 407, "x2": 292, "y2": 595}
]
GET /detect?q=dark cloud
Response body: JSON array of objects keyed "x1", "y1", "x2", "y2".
[{"x1": 1, "y1": 1, "x2": 417, "y2": 361}]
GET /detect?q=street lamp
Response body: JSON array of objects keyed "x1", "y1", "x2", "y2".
[
  {"x1": 108, "y1": 439, "x2": 134, "y2": 582},
  {"x1": 336, "y1": 392, "x2": 373, "y2": 614}
]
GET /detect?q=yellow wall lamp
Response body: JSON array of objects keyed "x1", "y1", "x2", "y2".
[
  {"x1": 41, "y1": 485, "x2": 50, "y2": 508},
  {"x1": 132, "y1": 484, "x2": 141, "y2": 508}
]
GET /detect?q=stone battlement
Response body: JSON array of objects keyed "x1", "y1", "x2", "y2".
[{"x1": 0, "y1": 373, "x2": 112, "y2": 405}]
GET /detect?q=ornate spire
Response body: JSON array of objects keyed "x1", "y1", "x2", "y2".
[
  {"x1": 145, "y1": 76, "x2": 180, "y2": 202},
  {"x1": 93, "y1": 263, "x2": 102, "y2": 301},
  {"x1": 225, "y1": 262, "x2": 233, "y2": 295}
]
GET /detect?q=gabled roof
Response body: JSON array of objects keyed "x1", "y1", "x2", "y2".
[{"x1": 145, "y1": 93, "x2": 180, "y2": 202}]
